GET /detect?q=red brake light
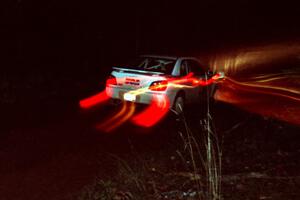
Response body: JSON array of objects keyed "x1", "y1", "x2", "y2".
[
  {"x1": 149, "y1": 80, "x2": 168, "y2": 91},
  {"x1": 106, "y1": 75, "x2": 117, "y2": 86}
]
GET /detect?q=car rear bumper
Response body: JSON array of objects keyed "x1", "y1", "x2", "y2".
[{"x1": 106, "y1": 85, "x2": 174, "y2": 107}]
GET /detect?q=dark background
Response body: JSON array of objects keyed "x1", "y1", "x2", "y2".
[
  {"x1": 1, "y1": 2, "x2": 300, "y2": 199},
  {"x1": 2, "y1": 0, "x2": 300, "y2": 71},
  {"x1": 1, "y1": 0, "x2": 300, "y2": 126}
]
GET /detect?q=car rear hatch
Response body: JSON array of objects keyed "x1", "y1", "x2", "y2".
[{"x1": 111, "y1": 67, "x2": 167, "y2": 90}]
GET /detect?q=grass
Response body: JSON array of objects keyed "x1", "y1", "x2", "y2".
[
  {"x1": 77, "y1": 179, "x2": 117, "y2": 200},
  {"x1": 204, "y1": 94, "x2": 223, "y2": 200},
  {"x1": 176, "y1": 96, "x2": 223, "y2": 199}
]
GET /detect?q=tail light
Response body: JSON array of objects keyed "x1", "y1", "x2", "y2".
[
  {"x1": 106, "y1": 75, "x2": 117, "y2": 86},
  {"x1": 149, "y1": 80, "x2": 168, "y2": 91}
]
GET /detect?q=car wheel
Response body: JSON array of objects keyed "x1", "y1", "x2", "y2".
[{"x1": 173, "y1": 95, "x2": 185, "y2": 115}]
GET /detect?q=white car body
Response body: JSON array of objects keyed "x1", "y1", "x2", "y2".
[{"x1": 106, "y1": 55, "x2": 218, "y2": 109}]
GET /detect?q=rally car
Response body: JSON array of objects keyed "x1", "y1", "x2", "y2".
[{"x1": 105, "y1": 55, "x2": 223, "y2": 113}]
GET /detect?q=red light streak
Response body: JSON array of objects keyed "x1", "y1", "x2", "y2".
[
  {"x1": 191, "y1": 74, "x2": 219, "y2": 86},
  {"x1": 170, "y1": 72, "x2": 221, "y2": 87},
  {"x1": 79, "y1": 90, "x2": 109, "y2": 109},
  {"x1": 149, "y1": 80, "x2": 168, "y2": 91},
  {"x1": 225, "y1": 77, "x2": 300, "y2": 101},
  {"x1": 106, "y1": 75, "x2": 117, "y2": 86},
  {"x1": 209, "y1": 43, "x2": 300, "y2": 126},
  {"x1": 79, "y1": 71, "x2": 221, "y2": 130},
  {"x1": 216, "y1": 74, "x2": 300, "y2": 126},
  {"x1": 97, "y1": 101, "x2": 136, "y2": 132},
  {"x1": 131, "y1": 95, "x2": 170, "y2": 127}
]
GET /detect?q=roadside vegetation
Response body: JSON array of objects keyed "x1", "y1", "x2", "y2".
[
  {"x1": 76, "y1": 97, "x2": 223, "y2": 200},
  {"x1": 75, "y1": 101, "x2": 300, "y2": 200}
]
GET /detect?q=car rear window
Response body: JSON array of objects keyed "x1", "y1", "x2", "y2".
[{"x1": 124, "y1": 57, "x2": 176, "y2": 74}]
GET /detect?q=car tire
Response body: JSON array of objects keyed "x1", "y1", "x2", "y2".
[{"x1": 173, "y1": 95, "x2": 185, "y2": 115}]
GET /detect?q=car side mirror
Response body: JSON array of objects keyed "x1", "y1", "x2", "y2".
[{"x1": 207, "y1": 70, "x2": 214, "y2": 77}]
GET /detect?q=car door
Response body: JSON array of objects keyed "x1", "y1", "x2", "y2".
[
  {"x1": 178, "y1": 59, "x2": 194, "y2": 104},
  {"x1": 186, "y1": 59, "x2": 207, "y2": 103}
]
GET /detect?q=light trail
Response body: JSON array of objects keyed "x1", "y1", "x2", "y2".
[
  {"x1": 79, "y1": 72, "x2": 221, "y2": 131},
  {"x1": 215, "y1": 77, "x2": 300, "y2": 126},
  {"x1": 212, "y1": 42, "x2": 300, "y2": 126},
  {"x1": 79, "y1": 90, "x2": 109, "y2": 109},
  {"x1": 209, "y1": 43, "x2": 300, "y2": 76},
  {"x1": 225, "y1": 77, "x2": 300, "y2": 101},
  {"x1": 96, "y1": 101, "x2": 136, "y2": 132},
  {"x1": 131, "y1": 94, "x2": 170, "y2": 127}
]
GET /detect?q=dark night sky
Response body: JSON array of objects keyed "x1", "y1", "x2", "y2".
[{"x1": 1, "y1": 0, "x2": 300, "y2": 75}]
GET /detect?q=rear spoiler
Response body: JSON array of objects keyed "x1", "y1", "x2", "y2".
[{"x1": 113, "y1": 67, "x2": 165, "y2": 76}]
